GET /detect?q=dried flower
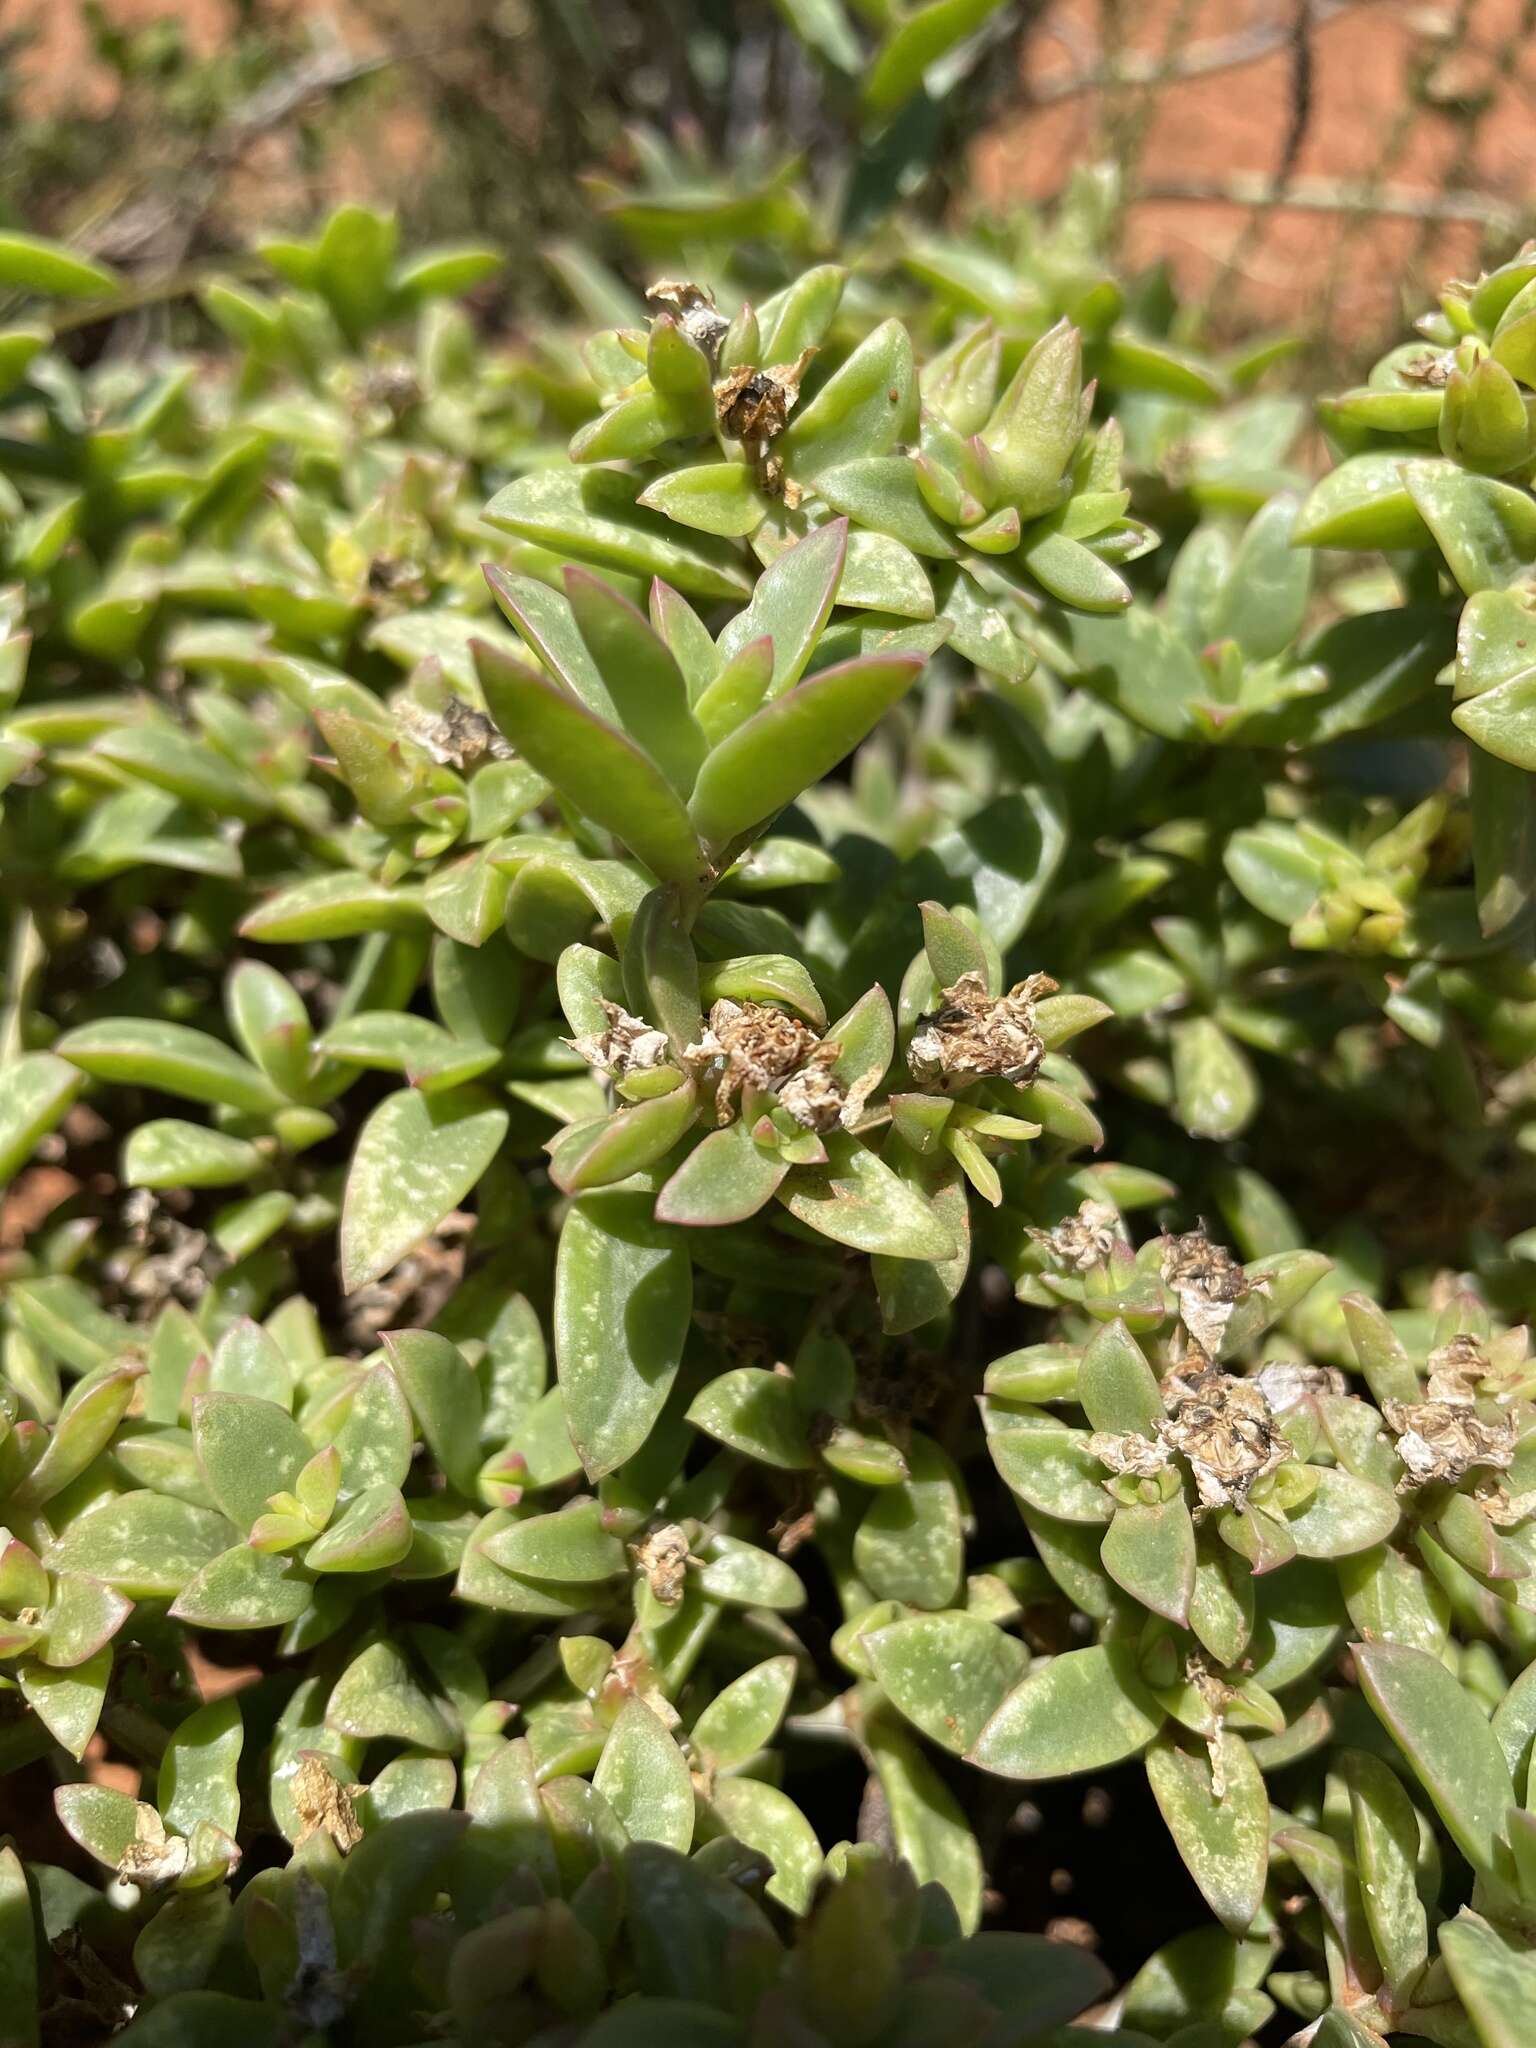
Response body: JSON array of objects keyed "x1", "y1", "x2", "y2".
[
  {"x1": 1472, "y1": 1477, "x2": 1536, "y2": 1528},
  {"x1": 1398, "y1": 348, "x2": 1454, "y2": 388},
  {"x1": 1424, "y1": 1334, "x2": 1488, "y2": 1406},
  {"x1": 1251, "y1": 1360, "x2": 1347, "y2": 1413},
  {"x1": 907, "y1": 971, "x2": 1056, "y2": 1090},
  {"x1": 395, "y1": 694, "x2": 512, "y2": 770},
  {"x1": 1157, "y1": 1366, "x2": 1293, "y2": 1511},
  {"x1": 646, "y1": 279, "x2": 730, "y2": 364},
  {"x1": 1029, "y1": 1198, "x2": 1120, "y2": 1272},
  {"x1": 117, "y1": 1807, "x2": 190, "y2": 1888},
  {"x1": 568, "y1": 1001, "x2": 672, "y2": 1081},
  {"x1": 776, "y1": 1043, "x2": 848, "y2": 1133},
  {"x1": 631, "y1": 1523, "x2": 694, "y2": 1606},
  {"x1": 686, "y1": 999, "x2": 823, "y2": 1122},
  {"x1": 713, "y1": 348, "x2": 815, "y2": 454},
  {"x1": 1160, "y1": 1229, "x2": 1259, "y2": 1360},
  {"x1": 290, "y1": 1751, "x2": 364, "y2": 1853},
  {"x1": 1382, "y1": 1398, "x2": 1516, "y2": 1494},
  {"x1": 1088, "y1": 1430, "x2": 1173, "y2": 1480}
]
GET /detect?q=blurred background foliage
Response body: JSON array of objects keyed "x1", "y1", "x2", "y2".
[{"x1": 4, "y1": 1, "x2": 1536, "y2": 369}]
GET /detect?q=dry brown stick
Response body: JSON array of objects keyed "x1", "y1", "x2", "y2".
[
  {"x1": 1112, "y1": 0, "x2": 1203, "y2": 205},
  {"x1": 1405, "y1": 0, "x2": 1536, "y2": 279},
  {"x1": 1189, "y1": 0, "x2": 1317, "y2": 343},
  {"x1": 1025, "y1": 0, "x2": 1371, "y2": 105},
  {"x1": 213, "y1": 45, "x2": 410, "y2": 157},
  {"x1": 1310, "y1": 0, "x2": 1461, "y2": 340},
  {"x1": 70, "y1": 38, "x2": 431, "y2": 273},
  {"x1": 45, "y1": 258, "x2": 267, "y2": 336},
  {"x1": 1136, "y1": 174, "x2": 1524, "y2": 231}
]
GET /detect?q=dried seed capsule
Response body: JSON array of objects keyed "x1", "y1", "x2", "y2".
[
  {"x1": 646, "y1": 279, "x2": 730, "y2": 364},
  {"x1": 567, "y1": 1001, "x2": 672, "y2": 1081},
  {"x1": 1029, "y1": 1198, "x2": 1120, "y2": 1273},
  {"x1": 630, "y1": 1523, "x2": 693, "y2": 1607},
  {"x1": 686, "y1": 998, "x2": 823, "y2": 1123},
  {"x1": 1157, "y1": 1367, "x2": 1293, "y2": 1511},
  {"x1": 1160, "y1": 1228, "x2": 1259, "y2": 1360},
  {"x1": 908, "y1": 971, "x2": 1056, "y2": 1090},
  {"x1": 1382, "y1": 1397, "x2": 1516, "y2": 1494}
]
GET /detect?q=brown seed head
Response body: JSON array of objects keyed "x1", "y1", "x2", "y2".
[
  {"x1": 1030, "y1": 1197, "x2": 1120, "y2": 1273},
  {"x1": 396, "y1": 694, "x2": 512, "y2": 771},
  {"x1": 1160, "y1": 1228, "x2": 1257, "y2": 1358},
  {"x1": 291, "y1": 1750, "x2": 363, "y2": 1853},
  {"x1": 646, "y1": 278, "x2": 729, "y2": 364},
  {"x1": 1157, "y1": 1367, "x2": 1292, "y2": 1510},
  {"x1": 1382, "y1": 1397, "x2": 1516, "y2": 1494},
  {"x1": 908, "y1": 970, "x2": 1056, "y2": 1090},
  {"x1": 567, "y1": 1000, "x2": 671, "y2": 1082},
  {"x1": 687, "y1": 998, "x2": 824, "y2": 1123},
  {"x1": 631, "y1": 1523, "x2": 693, "y2": 1606},
  {"x1": 713, "y1": 348, "x2": 815, "y2": 449}
]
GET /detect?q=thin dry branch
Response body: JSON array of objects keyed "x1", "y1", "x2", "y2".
[
  {"x1": 1137, "y1": 172, "x2": 1525, "y2": 231},
  {"x1": 1026, "y1": 0, "x2": 1370, "y2": 105},
  {"x1": 213, "y1": 46, "x2": 409, "y2": 157}
]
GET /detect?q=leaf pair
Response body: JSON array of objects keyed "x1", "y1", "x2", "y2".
[{"x1": 477, "y1": 522, "x2": 926, "y2": 872}]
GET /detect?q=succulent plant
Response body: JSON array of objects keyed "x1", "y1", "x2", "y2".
[{"x1": 3, "y1": 168, "x2": 1536, "y2": 2048}]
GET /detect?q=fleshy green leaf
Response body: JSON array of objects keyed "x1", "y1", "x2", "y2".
[
  {"x1": 865, "y1": 1609, "x2": 1027, "y2": 1754},
  {"x1": 485, "y1": 468, "x2": 753, "y2": 601},
  {"x1": 0, "y1": 231, "x2": 119, "y2": 298},
  {"x1": 686, "y1": 1366, "x2": 816, "y2": 1468},
  {"x1": 778, "y1": 1129, "x2": 958, "y2": 1260},
  {"x1": 0, "y1": 1052, "x2": 83, "y2": 1183},
  {"x1": 690, "y1": 1655, "x2": 797, "y2": 1769},
  {"x1": 381, "y1": 1330, "x2": 484, "y2": 1498},
  {"x1": 703, "y1": 1777, "x2": 821, "y2": 1914},
  {"x1": 1354, "y1": 1640, "x2": 1513, "y2": 1879},
  {"x1": 340, "y1": 1087, "x2": 508, "y2": 1293},
  {"x1": 474, "y1": 637, "x2": 706, "y2": 884},
  {"x1": 55, "y1": 1019, "x2": 280, "y2": 1114},
  {"x1": 781, "y1": 323, "x2": 917, "y2": 476},
  {"x1": 1440, "y1": 1910, "x2": 1536, "y2": 2048},
  {"x1": 1145, "y1": 1732, "x2": 1269, "y2": 1934},
  {"x1": 555, "y1": 1190, "x2": 692, "y2": 1480},
  {"x1": 160, "y1": 1699, "x2": 243, "y2": 1840},
  {"x1": 192, "y1": 1392, "x2": 312, "y2": 1533},
  {"x1": 592, "y1": 1696, "x2": 693, "y2": 1852},
  {"x1": 638, "y1": 462, "x2": 770, "y2": 539},
  {"x1": 969, "y1": 1644, "x2": 1163, "y2": 1778},
  {"x1": 866, "y1": 1715, "x2": 983, "y2": 1933},
  {"x1": 852, "y1": 1433, "x2": 964, "y2": 1609}
]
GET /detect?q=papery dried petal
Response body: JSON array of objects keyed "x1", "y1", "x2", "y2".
[
  {"x1": 1383, "y1": 1398, "x2": 1516, "y2": 1494},
  {"x1": 631, "y1": 1523, "x2": 693, "y2": 1606},
  {"x1": 1252, "y1": 1360, "x2": 1347, "y2": 1412},
  {"x1": 1029, "y1": 1198, "x2": 1120, "y2": 1273},
  {"x1": 1160, "y1": 1229, "x2": 1259, "y2": 1359},
  {"x1": 1158, "y1": 1367, "x2": 1292, "y2": 1510},
  {"x1": 1424, "y1": 1333, "x2": 1487, "y2": 1406},
  {"x1": 118, "y1": 1806, "x2": 189, "y2": 1888},
  {"x1": 908, "y1": 971, "x2": 1055, "y2": 1090},
  {"x1": 568, "y1": 1001, "x2": 671, "y2": 1081},
  {"x1": 1089, "y1": 1429, "x2": 1172, "y2": 1479},
  {"x1": 647, "y1": 278, "x2": 729, "y2": 363},
  {"x1": 292, "y1": 1751, "x2": 364, "y2": 1854}
]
